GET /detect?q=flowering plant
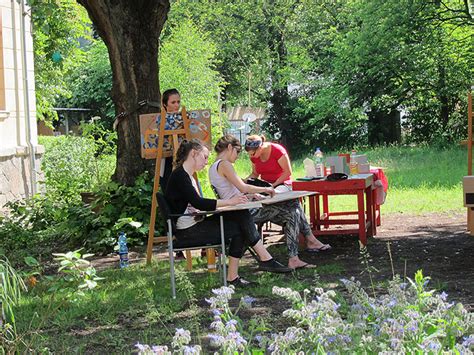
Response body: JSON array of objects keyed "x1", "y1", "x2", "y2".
[{"x1": 135, "y1": 270, "x2": 474, "y2": 354}]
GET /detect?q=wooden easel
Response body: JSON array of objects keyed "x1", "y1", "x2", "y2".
[{"x1": 145, "y1": 108, "x2": 217, "y2": 270}]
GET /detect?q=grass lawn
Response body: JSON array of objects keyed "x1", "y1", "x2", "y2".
[
  {"x1": 200, "y1": 145, "x2": 467, "y2": 215},
  {"x1": 14, "y1": 257, "x2": 325, "y2": 353}
]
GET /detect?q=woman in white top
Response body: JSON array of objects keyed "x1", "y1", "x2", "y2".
[
  {"x1": 209, "y1": 134, "x2": 331, "y2": 270},
  {"x1": 165, "y1": 139, "x2": 291, "y2": 286}
]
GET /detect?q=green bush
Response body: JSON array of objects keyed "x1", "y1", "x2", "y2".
[
  {"x1": 0, "y1": 173, "x2": 162, "y2": 264},
  {"x1": 39, "y1": 130, "x2": 115, "y2": 202},
  {"x1": 60, "y1": 173, "x2": 161, "y2": 253}
]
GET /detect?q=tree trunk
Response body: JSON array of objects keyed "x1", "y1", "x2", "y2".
[
  {"x1": 367, "y1": 108, "x2": 401, "y2": 145},
  {"x1": 77, "y1": 0, "x2": 170, "y2": 185},
  {"x1": 438, "y1": 63, "x2": 450, "y2": 127},
  {"x1": 266, "y1": 11, "x2": 292, "y2": 149}
]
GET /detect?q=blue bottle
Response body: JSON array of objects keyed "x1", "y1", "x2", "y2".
[{"x1": 118, "y1": 232, "x2": 129, "y2": 268}]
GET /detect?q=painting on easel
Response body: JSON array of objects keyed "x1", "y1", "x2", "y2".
[{"x1": 139, "y1": 109, "x2": 211, "y2": 159}]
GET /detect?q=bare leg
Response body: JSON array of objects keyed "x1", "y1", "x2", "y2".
[
  {"x1": 305, "y1": 234, "x2": 328, "y2": 249},
  {"x1": 288, "y1": 255, "x2": 309, "y2": 269},
  {"x1": 227, "y1": 256, "x2": 240, "y2": 281},
  {"x1": 251, "y1": 239, "x2": 272, "y2": 261}
]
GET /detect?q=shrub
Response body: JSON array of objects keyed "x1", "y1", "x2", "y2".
[
  {"x1": 39, "y1": 134, "x2": 115, "y2": 202},
  {"x1": 0, "y1": 196, "x2": 69, "y2": 265},
  {"x1": 0, "y1": 171, "x2": 161, "y2": 263}
]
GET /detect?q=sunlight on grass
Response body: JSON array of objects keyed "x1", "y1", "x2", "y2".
[{"x1": 201, "y1": 145, "x2": 466, "y2": 215}]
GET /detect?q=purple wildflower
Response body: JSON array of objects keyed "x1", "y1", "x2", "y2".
[
  {"x1": 212, "y1": 308, "x2": 222, "y2": 316},
  {"x1": 241, "y1": 295, "x2": 256, "y2": 307},
  {"x1": 135, "y1": 343, "x2": 148, "y2": 352},
  {"x1": 462, "y1": 336, "x2": 474, "y2": 347},
  {"x1": 427, "y1": 341, "x2": 441, "y2": 350}
]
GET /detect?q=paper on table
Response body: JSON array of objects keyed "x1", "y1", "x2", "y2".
[
  {"x1": 275, "y1": 184, "x2": 291, "y2": 193},
  {"x1": 261, "y1": 191, "x2": 316, "y2": 204},
  {"x1": 217, "y1": 200, "x2": 263, "y2": 212}
]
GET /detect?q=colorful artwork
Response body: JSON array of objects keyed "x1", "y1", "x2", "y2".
[{"x1": 139, "y1": 109, "x2": 211, "y2": 159}]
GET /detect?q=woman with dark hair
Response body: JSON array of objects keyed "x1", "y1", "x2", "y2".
[
  {"x1": 164, "y1": 139, "x2": 291, "y2": 286},
  {"x1": 209, "y1": 134, "x2": 331, "y2": 270},
  {"x1": 162, "y1": 88, "x2": 181, "y2": 113},
  {"x1": 160, "y1": 88, "x2": 183, "y2": 180},
  {"x1": 160, "y1": 89, "x2": 185, "y2": 259}
]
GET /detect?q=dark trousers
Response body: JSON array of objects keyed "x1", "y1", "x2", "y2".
[{"x1": 175, "y1": 210, "x2": 261, "y2": 258}]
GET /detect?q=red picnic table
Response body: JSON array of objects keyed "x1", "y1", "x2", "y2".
[{"x1": 292, "y1": 173, "x2": 376, "y2": 246}]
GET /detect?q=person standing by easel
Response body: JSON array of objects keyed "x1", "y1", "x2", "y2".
[{"x1": 159, "y1": 88, "x2": 187, "y2": 260}]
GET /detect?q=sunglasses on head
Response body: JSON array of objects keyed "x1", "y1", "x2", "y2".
[{"x1": 244, "y1": 140, "x2": 262, "y2": 149}]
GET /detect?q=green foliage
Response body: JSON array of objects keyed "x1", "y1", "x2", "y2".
[
  {"x1": 160, "y1": 17, "x2": 226, "y2": 142},
  {"x1": 166, "y1": 0, "x2": 270, "y2": 107},
  {"x1": 0, "y1": 256, "x2": 26, "y2": 349},
  {"x1": 58, "y1": 17, "x2": 225, "y2": 134},
  {"x1": 170, "y1": 0, "x2": 473, "y2": 150},
  {"x1": 55, "y1": 42, "x2": 115, "y2": 127},
  {"x1": 29, "y1": 0, "x2": 91, "y2": 122},
  {"x1": 31, "y1": 0, "x2": 473, "y2": 154},
  {"x1": 2, "y1": 129, "x2": 151, "y2": 263},
  {"x1": 39, "y1": 133, "x2": 115, "y2": 202},
  {"x1": 160, "y1": 18, "x2": 223, "y2": 113},
  {"x1": 0, "y1": 196, "x2": 69, "y2": 266},
  {"x1": 60, "y1": 174, "x2": 158, "y2": 252},
  {"x1": 0, "y1": 256, "x2": 26, "y2": 325},
  {"x1": 49, "y1": 250, "x2": 103, "y2": 301},
  {"x1": 138, "y1": 273, "x2": 474, "y2": 353}
]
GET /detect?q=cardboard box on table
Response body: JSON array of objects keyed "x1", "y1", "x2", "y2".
[
  {"x1": 326, "y1": 156, "x2": 350, "y2": 174},
  {"x1": 463, "y1": 176, "x2": 474, "y2": 207}
]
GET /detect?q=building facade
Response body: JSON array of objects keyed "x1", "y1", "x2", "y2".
[{"x1": 0, "y1": 0, "x2": 42, "y2": 209}]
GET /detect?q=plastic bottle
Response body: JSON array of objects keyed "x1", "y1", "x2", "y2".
[
  {"x1": 118, "y1": 232, "x2": 129, "y2": 268},
  {"x1": 350, "y1": 150, "x2": 358, "y2": 175},
  {"x1": 314, "y1": 148, "x2": 325, "y2": 177}
]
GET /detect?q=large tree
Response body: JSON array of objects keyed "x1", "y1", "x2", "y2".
[{"x1": 77, "y1": 1, "x2": 170, "y2": 185}]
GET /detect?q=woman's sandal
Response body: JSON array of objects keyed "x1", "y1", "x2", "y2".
[
  {"x1": 305, "y1": 244, "x2": 332, "y2": 253},
  {"x1": 292, "y1": 263, "x2": 317, "y2": 270}
]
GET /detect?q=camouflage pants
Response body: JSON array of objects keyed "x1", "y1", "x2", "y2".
[{"x1": 251, "y1": 199, "x2": 312, "y2": 257}]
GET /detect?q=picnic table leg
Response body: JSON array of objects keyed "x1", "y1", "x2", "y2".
[
  {"x1": 366, "y1": 186, "x2": 375, "y2": 237},
  {"x1": 315, "y1": 194, "x2": 321, "y2": 231},
  {"x1": 376, "y1": 204, "x2": 381, "y2": 226},
  {"x1": 323, "y1": 194, "x2": 329, "y2": 229},
  {"x1": 357, "y1": 190, "x2": 367, "y2": 245},
  {"x1": 308, "y1": 195, "x2": 316, "y2": 229}
]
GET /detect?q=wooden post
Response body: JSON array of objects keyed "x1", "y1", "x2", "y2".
[
  {"x1": 146, "y1": 109, "x2": 167, "y2": 264},
  {"x1": 467, "y1": 90, "x2": 474, "y2": 235}
]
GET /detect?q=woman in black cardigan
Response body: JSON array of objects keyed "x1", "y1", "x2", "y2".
[{"x1": 165, "y1": 139, "x2": 291, "y2": 286}]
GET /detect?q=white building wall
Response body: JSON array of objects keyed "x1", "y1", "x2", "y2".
[{"x1": 0, "y1": 0, "x2": 43, "y2": 209}]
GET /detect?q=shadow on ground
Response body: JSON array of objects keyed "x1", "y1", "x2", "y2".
[{"x1": 261, "y1": 212, "x2": 474, "y2": 309}]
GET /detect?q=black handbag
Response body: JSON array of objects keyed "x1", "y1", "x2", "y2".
[{"x1": 247, "y1": 178, "x2": 272, "y2": 187}]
